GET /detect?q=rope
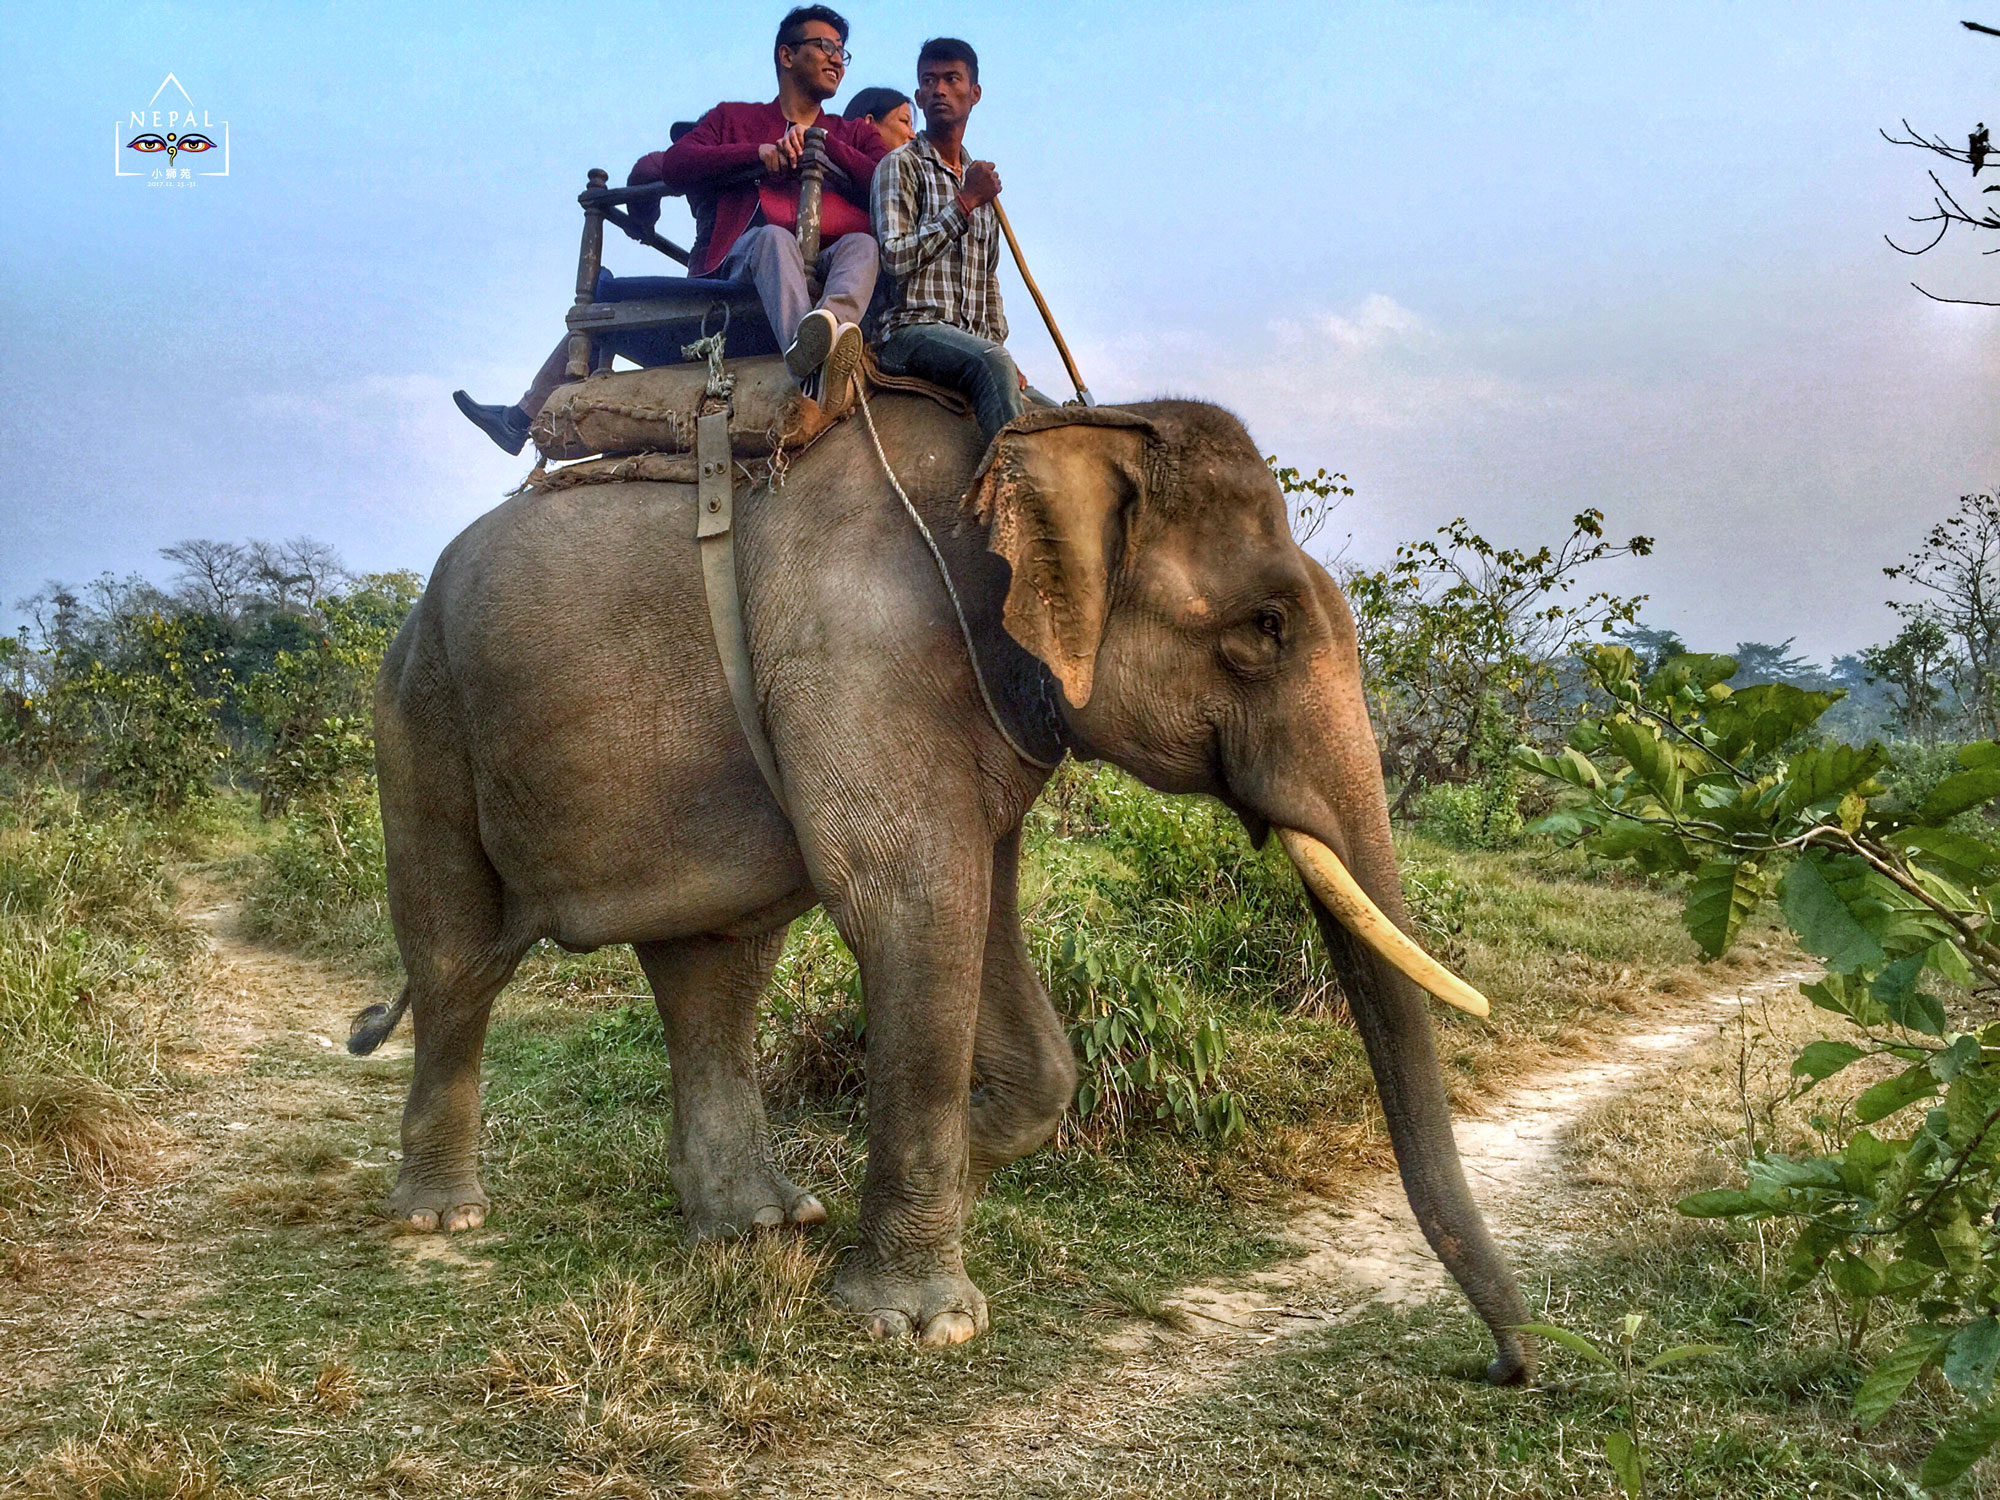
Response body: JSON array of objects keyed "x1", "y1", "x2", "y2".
[{"x1": 855, "y1": 383, "x2": 1062, "y2": 773}]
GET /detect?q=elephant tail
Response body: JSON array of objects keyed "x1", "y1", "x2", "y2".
[{"x1": 347, "y1": 986, "x2": 412, "y2": 1055}]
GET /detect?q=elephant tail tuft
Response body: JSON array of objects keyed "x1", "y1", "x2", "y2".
[{"x1": 347, "y1": 986, "x2": 411, "y2": 1055}]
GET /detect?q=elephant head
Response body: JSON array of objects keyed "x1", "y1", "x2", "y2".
[{"x1": 969, "y1": 401, "x2": 1533, "y2": 1383}]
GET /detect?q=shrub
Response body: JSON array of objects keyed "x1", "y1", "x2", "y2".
[
  {"x1": 1051, "y1": 934, "x2": 1244, "y2": 1145},
  {"x1": 245, "y1": 783, "x2": 390, "y2": 955},
  {"x1": 1413, "y1": 776, "x2": 1525, "y2": 850},
  {"x1": 1522, "y1": 644, "x2": 2000, "y2": 1486},
  {"x1": 72, "y1": 614, "x2": 228, "y2": 813}
]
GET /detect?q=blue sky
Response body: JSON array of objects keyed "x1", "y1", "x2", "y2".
[{"x1": 4, "y1": 1, "x2": 1999, "y2": 659}]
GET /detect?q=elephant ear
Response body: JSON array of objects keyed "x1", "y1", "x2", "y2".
[{"x1": 968, "y1": 408, "x2": 1160, "y2": 708}]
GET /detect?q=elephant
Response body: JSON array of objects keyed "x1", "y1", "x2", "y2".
[{"x1": 353, "y1": 389, "x2": 1534, "y2": 1381}]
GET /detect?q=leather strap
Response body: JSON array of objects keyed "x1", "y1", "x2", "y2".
[{"x1": 696, "y1": 410, "x2": 791, "y2": 814}]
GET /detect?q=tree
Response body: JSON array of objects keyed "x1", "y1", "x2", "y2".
[
  {"x1": 246, "y1": 537, "x2": 351, "y2": 616},
  {"x1": 1862, "y1": 616, "x2": 1953, "y2": 741},
  {"x1": 1727, "y1": 638, "x2": 1827, "y2": 689},
  {"x1": 1344, "y1": 509, "x2": 1652, "y2": 810},
  {"x1": 1267, "y1": 459, "x2": 1352, "y2": 553},
  {"x1": 160, "y1": 539, "x2": 254, "y2": 621},
  {"x1": 1884, "y1": 492, "x2": 2000, "y2": 737},
  {"x1": 1880, "y1": 20, "x2": 2000, "y2": 304}
]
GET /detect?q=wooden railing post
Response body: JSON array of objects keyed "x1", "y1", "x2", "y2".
[
  {"x1": 568, "y1": 168, "x2": 609, "y2": 381},
  {"x1": 795, "y1": 127, "x2": 829, "y2": 301}
]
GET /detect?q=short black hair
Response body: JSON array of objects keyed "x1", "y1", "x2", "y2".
[
  {"x1": 842, "y1": 86, "x2": 909, "y2": 122},
  {"x1": 775, "y1": 6, "x2": 849, "y2": 67},
  {"x1": 917, "y1": 37, "x2": 978, "y2": 85}
]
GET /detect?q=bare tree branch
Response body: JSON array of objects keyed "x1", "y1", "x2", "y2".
[
  {"x1": 1910, "y1": 281, "x2": 2000, "y2": 306},
  {"x1": 1886, "y1": 220, "x2": 1952, "y2": 255}
]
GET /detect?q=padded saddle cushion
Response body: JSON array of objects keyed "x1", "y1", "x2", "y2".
[{"x1": 531, "y1": 355, "x2": 830, "y2": 461}]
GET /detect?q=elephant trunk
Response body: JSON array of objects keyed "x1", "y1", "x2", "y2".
[{"x1": 1284, "y1": 824, "x2": 1532, "y2": 1384}]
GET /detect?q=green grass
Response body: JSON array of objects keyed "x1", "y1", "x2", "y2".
[{"x1": 2, "y1": 762, "x2": 1853, "y2": 1497}]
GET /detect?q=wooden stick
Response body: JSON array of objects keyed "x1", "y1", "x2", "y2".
[{"x1": 992, "y1": 199, "x2": 1092, "y2": 405}]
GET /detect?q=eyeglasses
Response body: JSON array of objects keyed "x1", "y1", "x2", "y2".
[{"x1": 789, "y1": 36, "x2": 851, "y2": 66}]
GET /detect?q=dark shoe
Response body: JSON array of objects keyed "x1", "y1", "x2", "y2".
[
  {"x1": 786, "y1": 308, "x2": 837, "y2": 381},
  {"x1": 818, "y1": 322, "x2": 865, "y2": 419},
  {"x1": 453, "y1": 391, "x2": 530, "y2": 456}
]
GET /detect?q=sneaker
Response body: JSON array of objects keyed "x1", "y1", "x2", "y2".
[
  {"x1": 453, "y1": 391, "x2": 530, "y2": 456},
  {"x1": 817, "y1": 322, "x2": 865, "y2": 420},
  {"x1": 786, "y1": 308, "x2": 838, "y2": 381}
]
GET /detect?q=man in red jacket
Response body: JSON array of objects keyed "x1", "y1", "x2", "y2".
[{"x1": 453, "y1": 7, "x2": 886, "y2": 453}]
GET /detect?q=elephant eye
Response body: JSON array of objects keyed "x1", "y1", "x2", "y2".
[{"x1": 1256, "y1": 606, "x2": 1287, "y2": 642}]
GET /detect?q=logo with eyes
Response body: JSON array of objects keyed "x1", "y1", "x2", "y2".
[
  {"x1": 113, "y1": 74, "x2": 229, "y2": 181},
  {"x1": 125, "y1": 131, "x2": 216, "y2": 165}
]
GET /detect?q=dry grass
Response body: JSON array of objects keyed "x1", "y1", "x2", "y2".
[
  {"x1": 0, "y1": 1076, "x2": 157, "y2": 1202},
  {"x1": 473, "y1": 1237, "x2": 844, "y2": 1465},
  {"x1": 4, "y1": 1431, "x2": 231, "y2": 1500}
]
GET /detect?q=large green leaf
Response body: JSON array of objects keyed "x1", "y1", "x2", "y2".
[
  {"x1": 1603, "y1": 1431, "x2": 1643, "y2": 1499},
  {"x1": 1946, "y1": 1317, "x2": 2000, "y2": 1396},
  {"x1": 1888, "y1": 825, "x2": 2000, "y2": 882},
  {"x1": 1684, "y1": 859, "x2": 1763, "y2": 957},
  {"x1": 1605, "y1": 718, "x2": 1682, "y2": 811},
  {"x1": 1778, "y1": 856, "x2": 1886, "y2": 973},
  {"x1": 1677, "y1": 1188, "x2": 1773, "y2": 1218},
  {"x1": 1872, "y1": 954, "x2": 1948, "y2": 1038},
  {"x1": 1780, "y1": 742, "x2": 1888, "y2": 818},
  {"x1": 1921, "y1": 1402, "x2": 2000, "y2": 1487},
  {"x1": 1706, "y1": 682, "x2": 1838, "y2": 762},
  {"x1": 1922, "y1": 765, "x2": 2000, "y2": 822},
  {"x1": 1790, "y1": 1039, "x2": 1866, "y2": 1083},
  {"x1": 1853, "y1": 1327, "x2": 1949, "y2": 1427},
  {"x1": 1853, "y1": 1063, "x2": 1940, "y2": 1124}
]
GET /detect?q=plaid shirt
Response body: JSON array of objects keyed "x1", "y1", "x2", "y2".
[{"x1": 869, "y1": 134, "x2": 1008, "y2": 344}]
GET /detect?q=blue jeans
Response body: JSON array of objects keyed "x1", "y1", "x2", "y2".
[{"x1": 875, "y1": 323, "x2": 1028, "y2": 441}]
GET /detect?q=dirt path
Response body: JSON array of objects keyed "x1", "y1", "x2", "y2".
[
  {"x1": 1, "y1": 881, "x2": 402, "y2": 1400},
  {"x1": 766, "y1": 961, "x2": 1817, "y2": 1497}
]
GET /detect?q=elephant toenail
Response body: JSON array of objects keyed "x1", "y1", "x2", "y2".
[
  {"x1": 920, "y1": 1311, "x2": 978, "y2": 1347},
  {"x1": 866, "y1": 1310, "x2": 914, "y2": 1340},
  {"x1": 752, "y1": 1205, "x2": 786, "y2": 1229},
  {"x1": 447, "y1": 1204, "x2": 485, "y2": 1232},
  {"x1": 790, "y1": 1195, "x2": 827, "y2": 1226},
  {"x1": 408, "y1": 1209, "x2": 439, "y2": 1232}
]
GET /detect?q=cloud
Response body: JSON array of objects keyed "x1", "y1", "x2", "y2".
[{"x1": 1090, "y1": 293, "x2": 1531, "y2": 438}]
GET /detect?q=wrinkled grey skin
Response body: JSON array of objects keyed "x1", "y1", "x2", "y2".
[{"x1": 370, "y1": 394, "x2": 1532, "y2": 1378}]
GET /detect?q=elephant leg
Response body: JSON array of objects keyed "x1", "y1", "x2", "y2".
[
  {"x1": 634, "y1": 931, "x2": 826, "y2": 1239},
  {"x1": 968, "y1": 828, "x2": 1076, "y2": 1196},
  {"x1": 378, "y1": 713, "x2": 525, "y2": 1233},
  {"x1": 820, "y1": 844, "x2": 993, "y2": 1347}
]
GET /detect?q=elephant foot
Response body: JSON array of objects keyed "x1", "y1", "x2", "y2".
[
  {"x1": 1487, "y1": 1337, "x2": 1535, "y2": 1386},
  {"x1": 677, "y1": 1166, "x2": 827, "y2": 1242},
  {"x1": 385, "y1": 1170, "x2": 489, "y2": 1233},
  {"x1": 833, "y1": 1256, "x2": 989, "y2": 1347}
]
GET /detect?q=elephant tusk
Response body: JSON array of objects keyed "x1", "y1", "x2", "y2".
[{"x1": 1277, "y1": 828, "x2": 1491, "y2": 1019}]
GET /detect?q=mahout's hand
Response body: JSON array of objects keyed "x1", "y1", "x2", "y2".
[{"x1": 959, "y1": 160, "x2": 1001, "y2": 209}]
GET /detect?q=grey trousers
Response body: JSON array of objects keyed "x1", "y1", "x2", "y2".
[
  {"x1": 716, "y1": 224, "x2": 879, "y2": 346},
  {"x1": 516, "y1": 226, "x2": 881, "y2": 417}
]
